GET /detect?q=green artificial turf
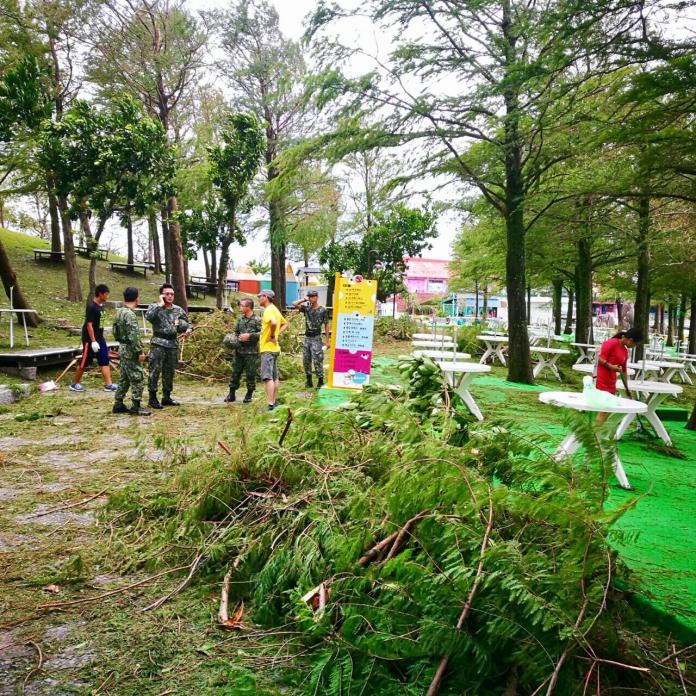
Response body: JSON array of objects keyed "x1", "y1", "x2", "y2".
[{"x1": 320, "y1": 353, "x2": 696, "y2": 638}]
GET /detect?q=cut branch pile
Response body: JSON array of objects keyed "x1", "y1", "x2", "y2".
[{"x1": 105, "y1": 365, "x2": 692, "y2": 696}]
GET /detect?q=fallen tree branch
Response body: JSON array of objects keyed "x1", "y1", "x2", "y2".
[
  {"x1": 218, "y1": 440, "x2": 233, "y2": 456},
  {"x1": 219, "y1": 558, "x2": 244, "y2": 629},
  {"x1": 278, "y1": 408, "x2": 294, "y2": 447},
  {"x1": 357, "y1": 509, "x2": 430, "y2": 567},
  {"x1": 427, "y1": 492, "x2": 494, "y2": 696},
  {"x1": 384, "y1": 509, "x2": 430, "y2": 562},
  {"x1": 142, "y1": 553, "x2": 206, "y2": 612},
  {"x1": 27, "y1": 488, "x2": 109, "y2": 519},
  {"x1": 37, "y1": 564, "x2": 190, "y2": 611}
]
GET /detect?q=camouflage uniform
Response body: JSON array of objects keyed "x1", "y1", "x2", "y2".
[
  {"x1": 228, "y1": 313, "x2": 262, "y2": 393},
  {"x1": 113, "y1": 306, "x2": 145, "y2": 407},
  {"x1": 145, "y1": 303, "x2": 191, "y2": 398},
  {"x1": 300, "y1": 304, "x2": 329, "y2": 380}
]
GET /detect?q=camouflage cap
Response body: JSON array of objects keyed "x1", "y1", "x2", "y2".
[
  {"x1": 306, "y1": 289, "x2": 319, "y2": 296},
  {"x1": 257, "y1": 289, "x2": 275, "y2": 299}
]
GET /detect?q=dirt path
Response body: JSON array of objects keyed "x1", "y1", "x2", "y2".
[{"x1": 0, "y1": 377, "x2": 269, "y2": 695}]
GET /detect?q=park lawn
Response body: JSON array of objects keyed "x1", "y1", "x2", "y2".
[
  {"x1": 1, "y1": 257, "x2": 694, "y2": 692},
  {"x1": 0, "y1": 227, "x2": 225, "y2": 349}
]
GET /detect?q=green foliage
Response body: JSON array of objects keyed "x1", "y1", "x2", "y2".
[
  {"x1": 105, "y1": 373, "x2": 681, "y2": 695},
  {"x1": 319, "y1": 203, "x2": 436, "y2": 302},
  {"x1": 373, "y1": 315, "x2": 417, "y2": 341},
  {"x1": 0, "y1": 55, "x2": 51, "y2": 142}
]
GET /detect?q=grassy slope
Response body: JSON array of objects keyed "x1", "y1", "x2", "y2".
[{"x1": 0, "y1": 227, "x2": 221, "y2": 348}]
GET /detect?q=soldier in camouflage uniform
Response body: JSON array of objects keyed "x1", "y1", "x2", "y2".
[
  {"x1": 112, "y1": 287, "x2": 150, "y2": 416},
  {"x1": 145, "y1": 283, "x2": 192, "y2": 409},
  {"x1": 292, "y1": 289, "x2": 330, "y2": 388},
  {"x1": 224, "y1": 298, "x2": 262, "y2": 403}
]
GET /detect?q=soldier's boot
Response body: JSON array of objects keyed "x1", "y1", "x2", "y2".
[
  {"x1": 129, "y1": 400, "x2": 151, "y2": 416},
  {"x1": 112, "y1": 400, "x2": 129, "y2": 414},
  {"x1": 316, "y1": 376, "x2": 324, "y2": 389},
  {"x1": 224, "y1": 390, "x2": 236, "y2": 403},
  {"x1": 305, "y1": 374, "x2": 313, "y2": 388},
  {"x1": 243, "y1": 389, "x2": 254, "y2": 404},
  {"x1": 161, "y1": 392, "x2": 179, "y2": 406},
  {"x1": 148, "y1": 390, "x2": 163, "y2": 409}
]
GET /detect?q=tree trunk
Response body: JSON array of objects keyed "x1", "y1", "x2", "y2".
[
  {"x1": 216, "y1": 222, "x2": 235, "y2": 310},
  {"x1": 160, "y1": 207, "x2": 171, "y2": 280},
  {"x1": 79, "y1": 211, "x2": 96, "y2": 297},
  {"x1": 148, "y1": 212, "x2": 162, "y2": 274},
  {"x1": 126, "y1": 206, "x2": 134, "y2": 272},
  {"x1": 659, "y1": 303, "x2": 665, "y2": 334},
  {"x1": 482, "y1": 284, "x2": 489, "y2": 322},
  {"x1": 686, "y1": 402, "x2": 696, "y2": 431},
  {"x1": 47, "y1": 188, "x2": 62, "y2": 258},
  {"x1": 502, "y1": 147, "x2": 532, "y2": 379},
  {"x1": 633, "y1": 196, "x2": 651, "y2": 360},
  {"x1": 166, "y1": 197, "x2": 188, "y2": 310},
  {"x1": 552, "y1": 277, "x2": 563, "y2": 336},
  {"x1": 666, "y1": 300, "x2": 674, "y2": 347},
  {"x1": 184, "y1": 255, "x2": 190, "y2": 284},
  {"x1": 688, "y1": 293, "x2": 696, "y2": 355},
  {"x1": 270, "y1": 199, "x2": 286, "y2": 308},
  {"x1": 0, "y1": 238, "x2": 39, "y2": 327},
  {"x1": 677, "y1": 293, "x2": 686, "y2": 349},
  {"x1": 210, "y1": 247, "x2": 217, "y2": 282},
  {"x1": 58, "y1": 196, "x2": 82, "y2": 302},
  {"x1": 564, "y1": 285, "x2": 574, "y2": 334},
  {"x1": 616, "y1": 297, "x2": 623, "y2": 326},
  {"x1": 574, "y1": 237, "x2": 593, "y2": 345},
  {"x1": 474, "y1": 280, "x2": 479, "y2": 322},
  {"x1": 526, "y1": 285, "x2": 531, "y2": 325},
  {"x1": 202, "y1": 248, "x2": 210, "y2": 280},
  {"x1": 87, "y1": 216, "x2": 108, "y2": 298}
]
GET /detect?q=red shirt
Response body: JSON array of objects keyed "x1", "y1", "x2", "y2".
[{"x1": 596, "y1": 337, "x2": 628, "y2": 394}]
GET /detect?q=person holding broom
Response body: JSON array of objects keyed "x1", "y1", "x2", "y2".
[
  {"x1": 112, "y1": 287, "x2": 150, "y2": 416},
  {"x1": 595, "y1": 327, "x2": 643, "y2": 425}
]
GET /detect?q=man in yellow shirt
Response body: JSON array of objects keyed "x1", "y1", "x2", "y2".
[{"x1": 257, "y1": 289, "x2": 289, "y2": 410}]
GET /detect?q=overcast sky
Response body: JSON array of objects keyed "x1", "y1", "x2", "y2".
[{"x1": 183, "y1": 0, "x2": 458, "y2": 269}]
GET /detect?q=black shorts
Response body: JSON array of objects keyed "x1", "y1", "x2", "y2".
[{"x1": 78, "y1": 339, "x2": 110, "y2": 368}]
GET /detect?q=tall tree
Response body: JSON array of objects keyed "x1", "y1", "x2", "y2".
[
  {"x1": 86, "y1": 0, "x2": 209, "y2": 309},
  {"x1": 307, "y1": 0, "x2": 657, "y2": 382},
  {"x1": 217, "y1": 0, "x2": 307, "y2": 308},
  {"x1": 208, "y1": 112, "x2": 265, "y2": 308}
]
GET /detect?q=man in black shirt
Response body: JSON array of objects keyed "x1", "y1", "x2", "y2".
[{"x1": 70, "y1": 284, "x2": 117, "y2": 393}]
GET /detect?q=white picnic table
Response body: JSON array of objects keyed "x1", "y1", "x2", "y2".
[
  {"x1": 412, "y1": 332, "x2": 454, "y2": 342},
  {"x1": 630, "y1": 359, "x2": 684, "y2": 383},
  {"x1": 0, "y1": 308, "x2": 37, "y2": 348},
  {"x1": 436, "y1": 361, "x2": 491, "y2": 421},
  {"x1": 676, "y1": 353, "x2": 696, "y2": 378},
  {"x1": 412, "y1": 339, "x2": 456, "y2": 349},
  {"x1": 614, "y1": 380, "x2": 683, "y2": 446},
  {"x1": 650, "y1": 358, "x2": 691, "y2": 384},
  {"x1": 571, "y1": 342, "x2": 597, "y2": 364},
  {"x1": 413, "y1": 349, "x2": 471, "y2": 361},
  {"x1": 572, "y1": 363, "x2": 637, "y2": 377},
  {"x1": 530, "y1": 346, "x2": 570, "y2": 380},
  {"x1": 477, "y1": 335, "x2": 508, "y2": 365},
  {"x1": 539, "y1": 391, "x2": 647, "y2": 490},
  {"x1": 627, "y1": 361, "x2": 662, "y2": 381}
]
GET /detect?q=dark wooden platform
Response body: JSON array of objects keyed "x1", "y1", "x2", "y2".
[{"x1": 0, "y1": 343, "x2": 119, "y2": 379}]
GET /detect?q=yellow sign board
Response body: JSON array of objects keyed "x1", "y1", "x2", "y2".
[{"x1": 328, "y1": 274, "x2": 378, "y2": 389}]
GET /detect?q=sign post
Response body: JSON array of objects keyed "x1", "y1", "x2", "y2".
[{"x1": 328, "y1": 273, "x2": 378, "y2": 389}]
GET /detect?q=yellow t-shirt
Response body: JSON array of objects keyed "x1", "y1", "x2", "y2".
[{"x1": 260, "y1": 304, "x2": 287, "y2": 353}]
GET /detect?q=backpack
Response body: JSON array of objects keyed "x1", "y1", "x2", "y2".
[{"x1": 112, "y1": 308, "x2": 125, "y2": 342}]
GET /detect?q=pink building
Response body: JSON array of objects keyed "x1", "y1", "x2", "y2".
[
  {"x1": 403, "y1": 258, "x2": 451, "y2": 297},
  {"x1": 386, "y1": 258, "x2": 452, "y2": 313}
]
